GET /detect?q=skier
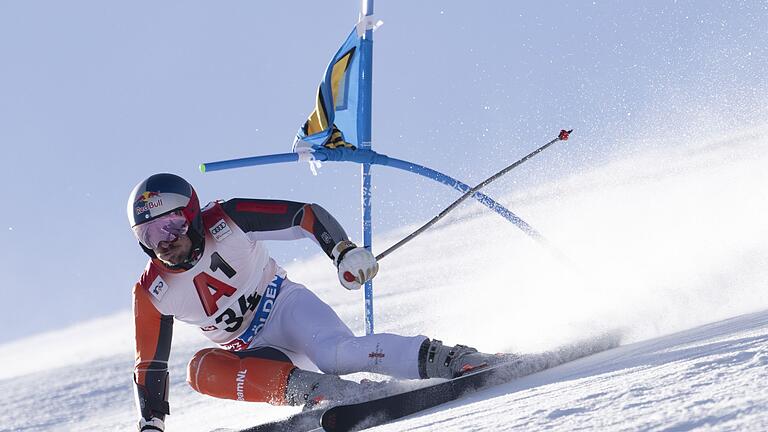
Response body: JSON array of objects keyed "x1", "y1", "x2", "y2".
[{"x1": 130, "y1": 173, "x2": 505, "y2": 432}]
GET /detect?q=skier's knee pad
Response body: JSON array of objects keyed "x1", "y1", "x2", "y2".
[{"x1": 187, "y1": 347, "x2": 296, "y2": 404}]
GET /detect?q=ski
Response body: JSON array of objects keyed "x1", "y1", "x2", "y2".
[
  {"x1": 231, "y1": 333, "x2": 619, "y2": 432},
  {"x1": 235, "y1": 407, "x2": 323, "y2": 432},
  {"x1": 319, "y1": 359, "x2": 522, "y2": 432},
  {"x1": 320, "y1": 335, "x2": 619, "y2": 432}
]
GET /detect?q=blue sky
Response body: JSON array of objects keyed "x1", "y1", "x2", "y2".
[{"x1": 1, "y1": 1, "x2": 766, "y2": 343}]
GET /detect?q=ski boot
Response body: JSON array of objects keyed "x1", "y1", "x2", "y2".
[
  {"x1": 285, "y1": 368, "x2": 388, "y2": 410},
  {"x1": 418, "y1": 338, "x2": 516, "y2": 379}
]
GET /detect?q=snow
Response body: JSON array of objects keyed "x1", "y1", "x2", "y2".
[
  {"x1": 380, "y1": 311, "x2": 768, "y2": 432},
  {"x1": 2, "y1": 125, "x2": 767, "y2": 431}
]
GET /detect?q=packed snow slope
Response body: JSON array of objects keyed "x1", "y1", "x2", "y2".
[{"x1": 1, "y1": 124, "x2": 767, "y2": 431}]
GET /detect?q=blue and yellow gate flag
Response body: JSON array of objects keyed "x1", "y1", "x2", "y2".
[{"x1": 293, "y1": 27, "x2": 364, "y2": 152}]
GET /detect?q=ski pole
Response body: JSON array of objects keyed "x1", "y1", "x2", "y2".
[{"x1": 375, "y1": 129, "x2": 572, "y2": 261}]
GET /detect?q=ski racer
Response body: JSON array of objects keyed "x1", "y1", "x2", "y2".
[{"x1": 129, "y1": 173, "x2": 505, "y2": 431}]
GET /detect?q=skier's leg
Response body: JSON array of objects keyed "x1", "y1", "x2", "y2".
[
  {"x1": 257, "y1": 279, "x2": 426, "y2": 379},
  {"x1": 187, "y1": 345, "x2": 384, "y2": 407},
  {"x1": 186, "y1": 347, "x2": 295, "y2": 404}
]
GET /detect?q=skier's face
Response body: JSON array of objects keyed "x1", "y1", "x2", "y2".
[{"x1": 153, "y1": 233, "x2": 192, "y2": 266}]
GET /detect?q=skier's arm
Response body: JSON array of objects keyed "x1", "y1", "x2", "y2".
[
  {"x1": 133, "y1": 284, "x2": 173, "y2": 427},
  {"x1": 221, "y1": 198, "x2": 378, "y2": 289},
  {"x1": 221, "y1": 199, "x2": 348, "y2": 259}
]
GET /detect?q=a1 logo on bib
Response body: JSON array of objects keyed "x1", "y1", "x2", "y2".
[{"x1": 209, "y1": 219, "x2": 232, "y2": 241}]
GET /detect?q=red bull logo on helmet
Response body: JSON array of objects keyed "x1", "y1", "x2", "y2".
[
  {"x1": 134, "y1": 191, "x2": 160, "y2": 204},
  {"x1": 134, "y1": 191, "x2": 164, "y2": 216}
]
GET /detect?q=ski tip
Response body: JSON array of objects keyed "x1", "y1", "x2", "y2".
[
  {"x1": 199, "y1": 163, "x2": 207, "y2": 173},
  {"x1": 321, "y1": 410, "x2": 338, "y2": 431}
]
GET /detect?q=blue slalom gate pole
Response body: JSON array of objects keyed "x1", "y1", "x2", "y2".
[
  {"x1": 199, "y1": 153, "x2": 300, "y2": 172},
  {"x1": 200, "y1": 147, "x2": 547, "y2": 240},
  {"x1": 197, "y1": 5, "x2": 568, "y2": 342},
  {"x1": 360, "y1": 0, "x2": 375, "y2": 336}
]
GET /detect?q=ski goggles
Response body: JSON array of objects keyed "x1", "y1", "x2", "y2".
[{"x1": 133, "y1": 211, "x2": 189, "y2": 250}]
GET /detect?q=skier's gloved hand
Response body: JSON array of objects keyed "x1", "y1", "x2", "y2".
[
  {"x1": 138, "y1": 417, "x2": 164, "y2": 432},
  {"x1": 332, "y1": 240, "x2": 379, "y2": 290}
]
